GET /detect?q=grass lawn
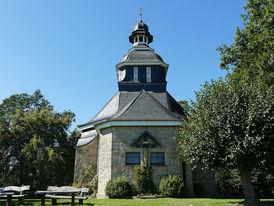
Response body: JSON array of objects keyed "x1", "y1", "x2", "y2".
[{"x1": 0, "y1": 198, "x2": 274, "y2": 206}]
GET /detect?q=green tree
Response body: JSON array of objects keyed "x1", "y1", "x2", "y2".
[
  {"x1": 178, "y1": 1, "x2": 273, "y2": 205},
  {"x1": 217, "y1": 0, "x2": 273, "y2": 86},
  {"x1": 178, "y1": 79, "x2": 273, "y2": 206},
  {"x1": 216, "y1": 1, "x2": 274, "y2": 203},
  {"x1": 178, "y1": 100, "x2": 191, "y2": 116},
  {"x1": 0, "y1": 90, "x2": 79, "y2": 189}
]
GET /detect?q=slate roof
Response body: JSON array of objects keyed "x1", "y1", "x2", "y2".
[
  {"x1": 129, "y1": 19, "x2": 153, "y2": 44},
  {"x1": 76, "y1": 20, "x2": 185, "y2": 148},
  {"x1": 79, "y1": 90, "x2": 186, "y2": 128},
  {"x1": 76, "y1": 128, "x2": 97, "y2": 147},
  {"x1": 120, "y1": 47, "x2": 164, "y2": 64}
]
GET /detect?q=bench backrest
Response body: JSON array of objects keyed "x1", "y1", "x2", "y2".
[
  {"x1": 79, "y1": 187, "x2": 89, "y2": 197},
  {"x1": 47, "y1": 186, "x2": 58, "y2": 191},
  {"x1": 47, "y1": 186, "x2": 89, "y2": 196},
  {"x1": 3, "y1": 185, "x2": 30, "y2": 195},
  {"x1": 47, "y1": 186, "x2": 80, "y2": 192}
]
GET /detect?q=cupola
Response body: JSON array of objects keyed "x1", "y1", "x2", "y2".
[
  {"x1": 129, "y1": 19, "x2": 153, "y2": 46},
  {"x1": 115, "y1": 15, "x2": 169, "y2": 93}
]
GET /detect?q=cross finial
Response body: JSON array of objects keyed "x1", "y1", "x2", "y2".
[{"x1": 137, "y1": 7, "x2": 144, "y2": 20}]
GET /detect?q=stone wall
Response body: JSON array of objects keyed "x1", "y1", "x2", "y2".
[
  {"x1": 75, "y1": 125, "x2": 217, "y2": 199},
  {"x1": 96, "y1": 128, "x2": 113, "y2": 199},
  {"x1": 73, "y1": 137, "x2": 98, "y2": 183},
  {"x1": 110, "y1": 126, "x2": 183, "y2": 185}
]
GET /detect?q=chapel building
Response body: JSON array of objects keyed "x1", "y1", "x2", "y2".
[{"x1": 74, "y1": 18, "x2": 216, "y2": 198}]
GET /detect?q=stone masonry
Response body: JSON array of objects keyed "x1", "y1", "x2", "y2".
[
  {"x1": 73, "y1": 137, "x2": 98, "y2": 183},
  {"x1": 96, "y1": 126, "x2": 183, "y2": 198}
]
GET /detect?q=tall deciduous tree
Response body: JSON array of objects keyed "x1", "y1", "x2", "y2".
[
  {"x1": 178, "y1": 79, "x2": 273, "y2": 205},
  {"x1": 218, "y1": 0, "x2": 273, "y2": 86},
  {"x1": 0, "y1": 90, "x2": 79, "y2": 189},
  {"x1": 178, "y1": 0, "x2": 273, "y2": 205}
]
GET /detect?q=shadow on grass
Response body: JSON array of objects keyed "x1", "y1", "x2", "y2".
[
  {"x1": 0, "y1": 199, "x2": 94, "y2": 206},
  {"x1": 229, "y1": 200, "x2": 274, "y2": 206},
  {"x1": 261, "y1": 201, "x2": 274, "y2": 206}
]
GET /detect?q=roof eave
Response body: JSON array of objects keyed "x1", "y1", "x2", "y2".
[
  {"x1": 116, "y1": 62, "x2": 169, "y2": 70},
  {"x1": 95, "y1": 120, "x2": 183, "y2": 130}
]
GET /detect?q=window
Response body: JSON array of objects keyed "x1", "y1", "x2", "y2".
[
  {"x1": 146, "y1": 67, "x2": 151, "y2": 83},
  {"x1": 126, "y1": 152, "x2": 140, "y2": 165},
  {"x1": 133, "y1": 67, "x2": 138, "y2": 82},
  {"x1": 150, "y1": 152, "x2": 165, "y2": 165},
  {"x1": 139, "y1": 36, "x2": 143, "y2": 42}
]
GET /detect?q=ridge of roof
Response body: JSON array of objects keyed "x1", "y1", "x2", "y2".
[
  {"x1": 112, "y1": 90, "x2": 181, "y2": 121},
  {"x1": 144, "y1": 91, "x2": 180, "y2": 119},
  {"x1": 111, "y1": 90, "x2": 145, "y2": 119},
  {"x1": 78, "y1": 91, "x2": 186, "y2": 129},
  {"x1": 80, "y1": 92, "x2": 120, "y2": 127},
  {"x1": 165, "y1": 92, "x2": 187, "y2": 120}
]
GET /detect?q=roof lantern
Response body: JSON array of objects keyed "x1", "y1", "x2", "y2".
[{"x1": 129, "y1": 9, "x2": 153, "y2": 46}]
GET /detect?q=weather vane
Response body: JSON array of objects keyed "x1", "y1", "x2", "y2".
[{"x1": 137, "y1": 7, "x2": 144, "y2": 20}]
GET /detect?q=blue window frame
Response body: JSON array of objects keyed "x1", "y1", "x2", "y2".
[
  {"x1": 150, "y1": 152, "x2": 165, "y2": 165},
  {"x1": 126, "y1": 152, "x2": 140, "y2": 165}
]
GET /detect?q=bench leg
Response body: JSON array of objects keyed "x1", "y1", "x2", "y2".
[
  {"x1": 18, "y1": 197, "x2": 23, "y2": 205},
  {"x1": 79, "y1": 199, "x2": 83, "y2": 205},
  {"x1": 41, "y1": 195, "x2": 45, "y2": 206},
  {"x1": 52, "y1": 198, "x2": 57, "y2": 205},
  {"x1": 6, "y1": 194, "x2": 12, "y2": 206},
  {"x1": 71, "y1": 194, "x2": 75, "y2": 206}
]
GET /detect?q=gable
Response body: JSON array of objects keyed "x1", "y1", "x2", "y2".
[
  {"x1": 112, "y1": 90, "x2": 180, "y2": 121},
  {"x1": 131, "y1": 131, "x2": 161, "y2": 148}
]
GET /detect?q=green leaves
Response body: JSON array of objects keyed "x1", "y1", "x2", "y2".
[
  {"x1": 134, "y1": 165, "x2": 155, "y2": 194},
  {"x1": 178, "y1": 79, "x2": 273, "y2": 171},
  {"x1": 0, "y1": 90, "x2": 78, "y2": 189},
  {"x1": 217, "y1": 0, "x2": 274, "y2": 86},
  {"x1": 178, "y1": 1, "x2": 273, "y2": 203},
  {"x1": 159, "y1": 175, "x2": 184, "y2": 198}
]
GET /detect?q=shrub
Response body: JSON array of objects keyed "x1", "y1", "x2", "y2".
[
  {"x1": 89, "y1": 174, "x2": 98, "y2": 197},
  {"x1": 73, "y1": 164, "x2": 97, "y2": 195},
  {"x1": 159, "y1": 175, "x2": 184, "y2": 197},
  {"x1": 81, "y1": 164, "x2": 97, "y2": 184},
  {"x1": 130, "y1": 182, "x2": 138, "y2": 196},
  {"x1": 134, "y1": 165, "x2": 156, "y2": 194},
  {"x1": 105, "y1": 177, "x2": 132, "y2": 198}
]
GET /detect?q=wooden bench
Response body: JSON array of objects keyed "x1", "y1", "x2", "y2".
[
  {"x1": 36, "y1": 186, "x2": 89, "y2": 205},
  {"x1": 0, "y1": 185, "x2": 30, "y2": 205}
]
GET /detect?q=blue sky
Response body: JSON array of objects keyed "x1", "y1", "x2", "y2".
[{"x1": 0, "y1": 0, "x2": 246, "y2": 130}]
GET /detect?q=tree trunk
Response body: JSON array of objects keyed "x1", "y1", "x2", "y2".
[
  {"x1": 239, "y1": 167, "x2": 260, "y2": 206},
  {"x1": 184, "y1": 162, "x2": 195, "y2": 197}
]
